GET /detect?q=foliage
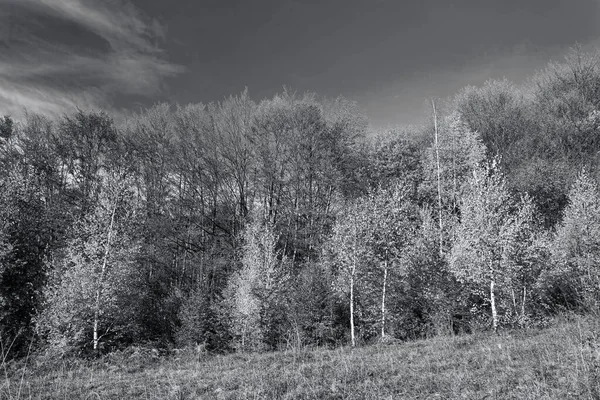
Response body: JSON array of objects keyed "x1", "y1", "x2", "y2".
[
  {"x1": 175, "y1": 288, "x2": 231, "y2": 352},
  {"x1": 399, "y1": 206, "x2": 469, "y2": 337},
  {"x1": 326, "y1": 186, "x2": 419, "y2": 343},
  {"x1": 539, "y1": 171, "x2": 600, "y2": 311},
  {"x1": 0, "y1": 132, "x2": 67, "y2": 356},
  {"x1": 359, "y1": 185, "x2": 419, "y2": 339},
  {"x1": 454, "y1": 78, "x2": 530, "y2": 160},
  {"x1": 449, "y1": 159, "x2": 536, "y2": 330},
  {"x1": 35, "y1": 176, "x2": 141, "y2": 355},
  {"x1": 420, "y1": 112, "x2": 486, "y2": 211},
  {"x1": 285, "y1": 261, "x2": 344, "y2": 348},
  {"x1": 3, "y1": 47, "x2": 600, "y2": 360},
  {"x1": 364, "y1": 128, "x2": 423, "y2": 195},
  {"x1": 222, "y1": 212, "x2": 288, "y2": 352}
]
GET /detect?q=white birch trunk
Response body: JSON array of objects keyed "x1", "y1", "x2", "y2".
[
  {"x1": 241, "y1": 323, "x2": 246, "y2": 351},
  {"x1": 350, "y1": 262, "x2": 356, "y2": 348},
  {"x1": 380, "y1": 259, "x2": 388, "y2": 339},
  {"x1": 432, "y1": 99, "x2": 443, "y2": 256},
  {"x1": 521, "y1": 286, "x2": 526, "y2": 320},
  {"x1": 93, "y1": 197, "x2": 118, "y2": 353},
  {"x1": 490, "y1": 279, "x2": 498, "y2": 333},
  {"x1": 511, "y1": 288, "x2": 517, "y2": 315},
  {"x1": 349, "y1": 215, "x2": 358, "y2": 348}
]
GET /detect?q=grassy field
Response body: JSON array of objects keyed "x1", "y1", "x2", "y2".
[{"x1": 3, "y1": 316, "x2": 600, "y2": 399}]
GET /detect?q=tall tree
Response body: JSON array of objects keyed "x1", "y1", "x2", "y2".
[
  {"x1": 0, "y1": 116, "x2": 67, "y2": 355},
  {"x1": 37, "y1": 175, "x2": 140, "y2": 354},
  {"x1": 449, "y1": 160, "x2": 535, "y2": 331},
  {"x1": 54, "y1": 111, "x2": 119, "y2": 211},
  {"x1": 420, "y1": 112, "x2": 486, "y2": 212},
  {"x1": 361, "y1": 186, "x2": 418, "y2": 339},
  {"x1": 327, "y1": 201, "x2": 370, "y2": 347},
  {"x1": 454, "y1": 78, "x2": 530, "y2": 161}
]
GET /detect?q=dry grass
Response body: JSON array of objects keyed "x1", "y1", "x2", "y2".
[{"x1": 3, "y1": 315, "x2": 600, "y2": 399}]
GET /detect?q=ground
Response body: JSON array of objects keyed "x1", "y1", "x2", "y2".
[{"x1": 3, "y1": 315, "x2": 600, "y2": 399}]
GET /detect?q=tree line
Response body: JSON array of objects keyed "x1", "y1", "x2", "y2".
[{"x1": 2, "y1": 47, "x2": 600, "y2": 357}]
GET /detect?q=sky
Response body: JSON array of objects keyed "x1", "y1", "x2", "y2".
[{"x1": 1, "y1": 0, "x2": 600, "y2": 130}]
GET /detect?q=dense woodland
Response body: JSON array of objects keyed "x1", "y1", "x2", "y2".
[{"x1": 3, "y1": 47, "x2": 600, "y2": 358}]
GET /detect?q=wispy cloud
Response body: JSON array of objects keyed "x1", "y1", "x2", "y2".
[{"x1": 0, "y1": 0, "x2": 184, "y2": 118}]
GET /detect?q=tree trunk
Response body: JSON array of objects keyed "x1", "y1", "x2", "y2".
[
  {"x1": 292, "y1": 195, "x2": 299, "y2": 263},
  {"x1": 380, "y1": 258, "x2": 388, "y2": 339},
  {"x1": 93, "y1": 194, "x2": 119, "y2": 353},
  {"x1": 521, "y1": 286, "x2": 526, "y2": 320},
  {"x1": 350, "y1": 215, "x2": 358, "y2": 348},
  {"x1": 241, "y1": 324, "x2": 246, "y2": 351},
  {"x1": 93, "y1": 317, "x2": 99, "y2": 353},
  {"x1": 511, "y1": 288, "x2": 517, "y2": 315},
  {"x1": 350, "y1": 264, "x2": 356, "y2": 348},
  {"x1": 490, "y1": 279, "x2": 498, "y2": 333},
  {"x1": 431, "y1": 99, "x2": 443, "y2": 256},
  {"x1": 452, "y1": 123, "x2": 457, "y2": 212}
]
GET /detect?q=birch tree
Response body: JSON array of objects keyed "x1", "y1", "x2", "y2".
[
  {"x1": 431, "y1": 100, "x2": 444, "y2": 255},
  {"x1": 327, "y1": 201, "x2": 369, "y2": 347},
  {"x1": 36, "y1": 175, "x2": 140, "y2": 354},
  {"x1": 362, "y1": 186, "x2": 418, "y2": 339},
  {"x1": 420, "y1": 112, "x2": 486, "y2": 263},
  {"x1": 449, "y1": 160, "x2": 534, "y2": 332},
  {"x1": 421, "y1": 112, "x2": 486, "y2": 211}
]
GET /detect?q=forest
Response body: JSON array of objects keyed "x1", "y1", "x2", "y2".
[{"x1": 2, "y1": 46, "x2": 600, "y2": 359}]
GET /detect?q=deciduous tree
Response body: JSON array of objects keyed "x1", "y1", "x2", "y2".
[
  {"x1": 541, "y1": 171, "x2": 600, "y2": 310},
  {"x1": 222, "y1": 212, "x2": 286, "y2": 352},
  {"x1": 449, "y1": 160, "x2": 535, "y2": 331},
  {"x1": 37, "y1": 175, "x2": 140, "y2": 354}
]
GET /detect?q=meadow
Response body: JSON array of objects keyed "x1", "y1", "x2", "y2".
[{"x1": 3, "y1": 315, "x2": 600, "y2": 399}]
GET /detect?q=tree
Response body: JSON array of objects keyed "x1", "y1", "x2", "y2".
[
  {"x1": 214, "y1": 90, "x2": 257, "y2": 227},
  {"x1": 0, "y1": 116, "x2": 13, "y2": 140},
  {"x1": 327, "y1": 200, "x2": 370, "y2": 347},
  {"x1": 54, "y1": 111, "x2": 119, "y2": 211},
  {"x1": 253, "y1": 91, "x2": 367, "y2": 264},
  {"x1": 36, "y1": 175, "x2": 140, "y2": 354},
  {"x1": 285, "y1": 261, "x2": 340, "y2": 348},
  {"x1": 454, "y1": 78, "x2": 530, "y2": 161},
  {"x1": 0, "y1": 175, "x2": 17, "y2": 339},
  {"x1": 361, "y1": 186, "x2": 418, "y2": 339},
  {"x1": 363, "y1": 128, "x2": 423, "y2": 195},
  {"x1": 222, "y1": 212, "x2": 286, "y2": 352},
  {"x1": 532, "y1": 47, "x2": 600, "y2": 159},
  {"x1": 402, "y1": 206, "x2": 467, "y2": 337},
  {"x1": 0, "y1": 162, "x2": 62, "y2": 355},
  {"x1": 431, "y1": 99, "x2": 444, "y2": 255},
  {"x1": 541, "y1": 171, "x2": 600, "y2": 310},
  {"x1": 175, "y1": 287, "x2": 231, "y2": 352},
  {"x1": 449, "y1": 160, "x2": 535, "y2": 331},
  {"x1": 516, "y1": 47, "x2": 600, "y2": 227},
  {"x1": 420, "y1": 112, "x2": 486, "y2": 213}
]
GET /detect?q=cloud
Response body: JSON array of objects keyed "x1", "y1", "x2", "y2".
[{"x1": 0, "y1": 0, "x2": 184, "y2": 119}]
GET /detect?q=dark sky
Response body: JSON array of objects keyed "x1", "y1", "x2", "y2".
[{"x1": 1, "y1": 0, "x2": 600, "y2": 129}]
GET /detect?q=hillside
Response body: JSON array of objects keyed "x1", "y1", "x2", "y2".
[{"x1": 3, "y1": 315, "x2": 599, "y2": 399}]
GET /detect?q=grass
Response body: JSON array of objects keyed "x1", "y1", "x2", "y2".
[{"x1": 3, "y1": 315, "x2": 600, "y2": 399}]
